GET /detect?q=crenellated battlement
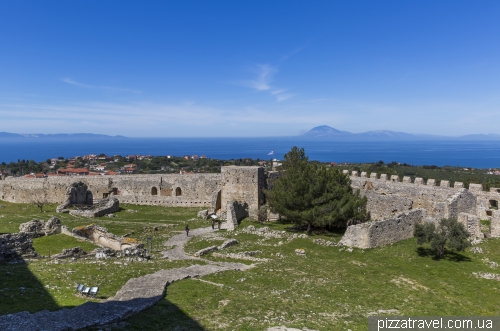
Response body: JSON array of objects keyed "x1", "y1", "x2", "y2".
[
  {"x1": 342, "y1": 169, "x2": 500, "y2": 233},
  {"x1": 342, "y1": 169, "x2": 467, "y2": 189}
]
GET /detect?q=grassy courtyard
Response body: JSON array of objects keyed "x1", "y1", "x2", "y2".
[{"x1": 1, "y1": 201, "x2": 499, "y2": 330}]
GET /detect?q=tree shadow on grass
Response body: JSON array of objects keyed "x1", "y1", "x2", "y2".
[
  {"x1": 0, "y1": 258, "x2": 60, "y2": 316},
  {"x1": 416, "y1": 247, "x2": 471, "y2": 262},
  {"x1": 123, "y1": 298, "x2": 206, "y2": 331}
]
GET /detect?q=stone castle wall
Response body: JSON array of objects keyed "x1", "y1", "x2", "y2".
[
  {"x1": 2, "y1": 166, "x2": 499, "y2": 240},
  {"x1": 0, "y1": 173, "x2": 222, "y2": 208},
  {"x1": 0, "y1": 167, "x2": 268, "y2": 220},
  {"x1": 347, "y1": 171, "x2": 477, "y2": 221},
  {"x1": 339, "y1": 209, "x2": 427, "y2": 249}
]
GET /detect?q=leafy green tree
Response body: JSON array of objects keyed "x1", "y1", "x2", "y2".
[
  {"x1": 265, "y1": 147, "x2": 367, "y2": 233},
  {"x1": 414, "y1": 218, "x2": 470, "y2": 258}
]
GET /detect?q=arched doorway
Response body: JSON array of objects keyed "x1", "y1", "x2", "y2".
[{"x1": 151, "y1": 187, "x2": 158, "y2": 196}]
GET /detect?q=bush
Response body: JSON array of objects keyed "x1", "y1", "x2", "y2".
[{"x1": 414, "y1": 218, "x2": 470, "y2": 258}]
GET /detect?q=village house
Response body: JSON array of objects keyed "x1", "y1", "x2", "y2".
[
  {"x1": 123, "y1": 164, "x2": 138, "y2": 174},
  {"x1": 83, "y1": 154, "x2": 97, "y2": 162}
]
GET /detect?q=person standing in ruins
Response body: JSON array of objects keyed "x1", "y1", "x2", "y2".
[{"x1": 185, "y1": 224, "x2": 189, "y2": 237}]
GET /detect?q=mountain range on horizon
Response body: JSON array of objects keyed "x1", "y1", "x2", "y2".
[
  {"x1": 300, "y1": 125, "x2": 500, "y2": 140},
  {"x1": 1, "y1": 127, "x2": 500, "y2": 140},
  {"x1": 0, "y1": 132, "x2": 127, "y2": 140}
]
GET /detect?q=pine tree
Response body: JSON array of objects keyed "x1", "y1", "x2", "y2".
[{"x1": 265, "y1": 147, "x2": 367, "y2": 233}]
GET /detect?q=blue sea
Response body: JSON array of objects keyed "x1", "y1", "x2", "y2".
[{"x1": 1, "y1": 137, "x2": 500, "y2": 169}]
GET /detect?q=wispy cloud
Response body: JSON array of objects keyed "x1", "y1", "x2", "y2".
[
  {"x1": 62, "y1": 78, "x2": 141, "y2": 94},
  {"x1": 245, "y1": 64, "x2": 276, "y2": 91},
  {"x1": 0, "y1": 99, "x2": 332, "y2": 136},
  {"x1": 240, "y1": 64, "x2": 294, "y2": 102}
]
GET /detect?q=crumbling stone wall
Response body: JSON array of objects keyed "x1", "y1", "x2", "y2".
[
  {"x1": 225, "y1": 201, "x2": 242, "y2": 231},
  {"x1": 65, "y1": 197, "x2": 120, "y2": 218},
  {"x1": 0, "y1": 173, "x2": 221, "y2": 207},
  {"x1": 339, "y1": 209, "x2": 427, "y2": 248},
  {"x1": 349, "y1": 172, "x2": 476, "y2": 221},
  {"x1": 19, "y1": 217, "x2": 61, "y2": 237},
  {"x1": 457, "y1": 213, "x2": 482, "y2": 238}
]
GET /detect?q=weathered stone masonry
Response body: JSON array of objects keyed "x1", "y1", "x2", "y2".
[
  {"x1": 0, "y1": 166, "x2": 265, "y2": 220},
  {"x1": 341, "y1": 170, "x2": 500, "y2": 248},
  {"x1": 2, "y1": 166, "x2": 499, "y2": 243}
]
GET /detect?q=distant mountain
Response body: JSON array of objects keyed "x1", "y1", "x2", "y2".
[
  {"x1": 357, "y1": 130, "x2": 415, "y2": 139},
  {"x1": 300, "y1": 126, "x2": 500, "y2": 140},
  {"x1": 0, "y1": 132, "x2": 127, "y2": 140},
  {"x1": 300, "y1": 125, "x2": 353, "y2": 138}
]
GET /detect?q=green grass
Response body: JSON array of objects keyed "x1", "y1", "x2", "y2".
[
  {"x1": 127, "y1": 219, "x2": 500, "y2": 331},
  {"x1": 2, "y1": 202, "x2": 500, "y2": 330},
  {"x1": 32, "y1": 234, "x2": 98, "y2": 257}
]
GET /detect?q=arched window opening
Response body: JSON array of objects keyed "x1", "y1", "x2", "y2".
[
  {"x1": 151, "y1": 187, "x2": 158, "y2": 196},
  {"x1": 175, "y1": 187, "x2": 182, "y2": 196}
]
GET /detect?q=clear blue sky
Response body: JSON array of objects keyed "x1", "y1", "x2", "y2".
[{"x1": 1, "y1": 1, "x2": 499, "y2": 137}]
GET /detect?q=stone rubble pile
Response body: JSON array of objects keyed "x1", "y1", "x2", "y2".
[
  {"x1": 312, "y1": 238, "x2": 337, "y2": 246},
  {"x1": 242, "y1": 225, "x2": 309, "y2": 241},
  {"x1": 0, "y1": 233, "x2": 38, "y2": 262},
  {"x1": 472, "y1": 272, "x2": 500, "y2": 281},
  {"x1": 470, "y1": 247, "x2": 483, "y2": 254},
  {"x1": 212, "y1": 250, "x2": 268, "y2": 262},
  {"x1": 52, "y1": 246, "x2": 86, "y2": 259},
  {"x1": 18, "y1": 217, "x2": 61, "y2": 237}
]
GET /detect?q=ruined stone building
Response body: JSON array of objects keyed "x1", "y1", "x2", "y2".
[
  {"x1": 0, "y1": 166, "x2": 265, "y2": 221},
  {"x1": 1, "y1": 166, "x2": 499, "y2": 247}
]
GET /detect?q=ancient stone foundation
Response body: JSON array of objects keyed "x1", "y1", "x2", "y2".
[{"x1": 71, "y1": 224, "x2": 147, "y2": 255}]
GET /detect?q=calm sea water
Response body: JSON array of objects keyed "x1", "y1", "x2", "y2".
[{"x1": 1, "y1": 137, "x2": 500, "y2": 169}]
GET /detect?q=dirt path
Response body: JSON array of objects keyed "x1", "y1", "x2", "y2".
[{"x1": 0, "y1": 226, "x2": 253, "y2": 330}]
